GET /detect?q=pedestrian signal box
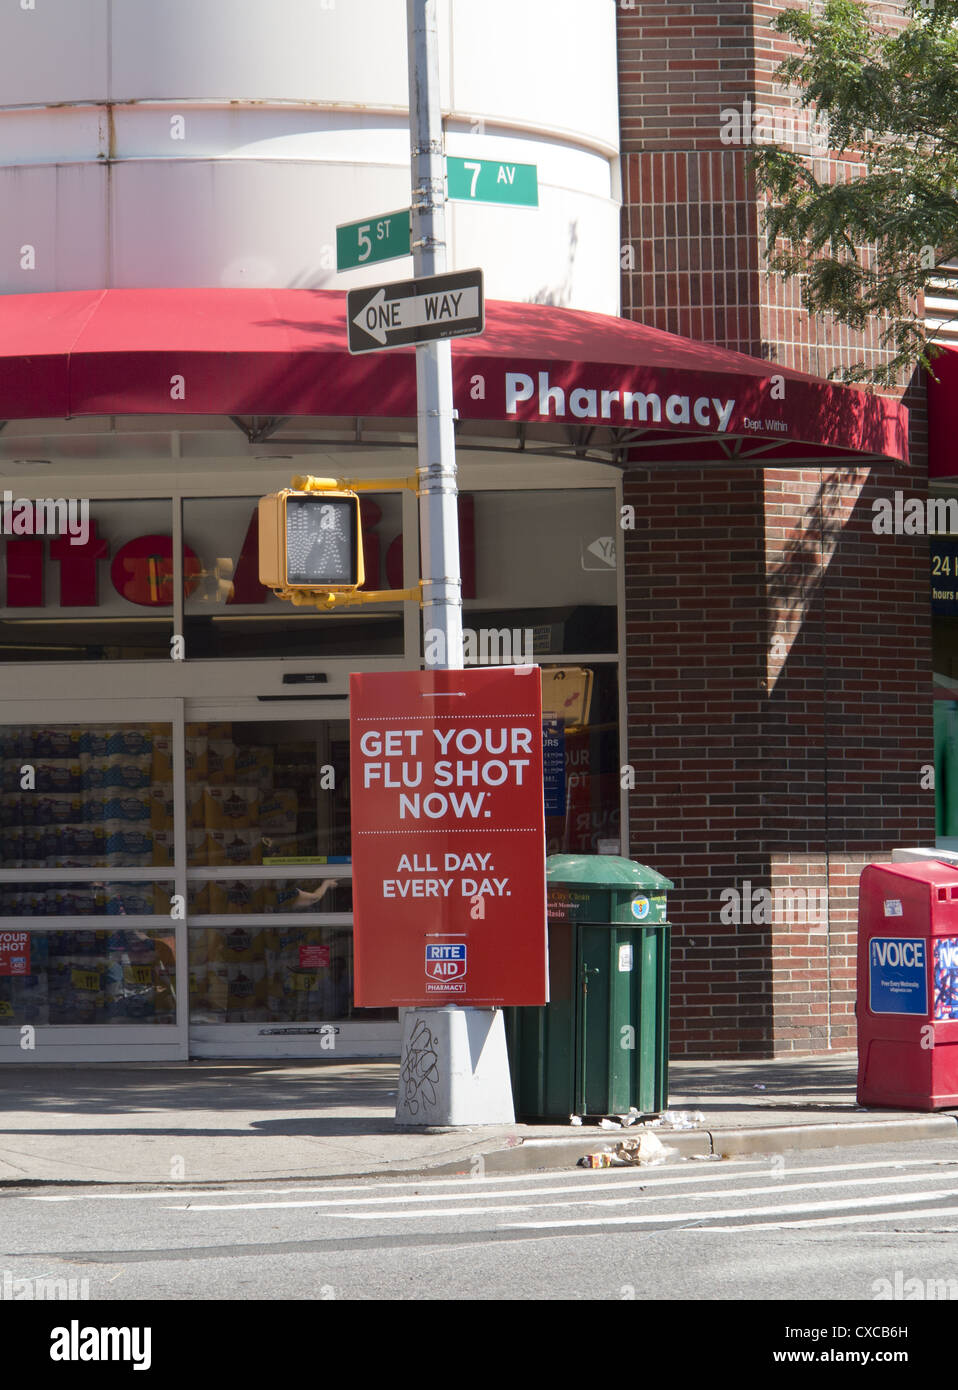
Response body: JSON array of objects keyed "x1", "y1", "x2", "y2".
[{"x1": 258, "y1": 485, "x2": 364, "y2": 594}]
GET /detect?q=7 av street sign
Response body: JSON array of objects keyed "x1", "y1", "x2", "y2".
[
  {"x1": 447, "y1": 156, "x2": 538, "y2": 207},
  {"x1": 346, "y1": 268, "x2": 484, "y2": 354}
]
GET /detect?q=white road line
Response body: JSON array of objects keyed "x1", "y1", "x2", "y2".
[
  {"x1": 21, "y1": 1170, "x2": 759, "y2": 1202},
  {"x1": 165, "y1": 1183, "x2": 649, "y2": 1211},
  {"x1": 25, "y1": 1155, "x2": 956, "y2": 1204},
  {"x1": 505, "y1": 1186, "x2": 958, "y2": 1230},
  {"x1": 163, "y1": 1168, "x2": 958, "y2": 1213},
  {"x1": 695, "y1": 1206, "x2": 958, "y2": 1232}
]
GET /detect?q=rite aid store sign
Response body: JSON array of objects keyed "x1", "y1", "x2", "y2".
[{"x1": 349, "y1": 667, "x2": 548, "y2": 1009}]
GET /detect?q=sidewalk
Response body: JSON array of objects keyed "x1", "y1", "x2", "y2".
[{"x1": 0, "y1": 1052, "x2": 955, "y2": 1186}]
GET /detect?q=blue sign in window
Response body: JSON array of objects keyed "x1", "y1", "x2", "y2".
[
  {"x1": 543, "y1": 719, "x2": 565, "y2": 817},
  {"x1": 869, "y1": 937, "x2": 928, "y2": 1015}
]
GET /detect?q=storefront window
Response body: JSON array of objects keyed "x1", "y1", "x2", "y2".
[
  {"x1": 0, "y1": 882, "x2": 173, "y2": 916},
  {"x1": 466, "y1": 490, "x2": 618, "y2": 655},
  {"x1": 0, "y1": 500, "x2": 175, "y2": 661},
  {"x1": 189, "y1": 926, "x2": 390, "y2": 1023},
  {"x1": 0, "y1": 486, "x2": 622, "y2": 1053},
  {"x1": 187, "y1": 879, "x2": 352, "y2": 915},
  {"x1": 932, "y1": 512, "x2": 958, "y2": 847},
  {"x1": 185, "y1": 720, "x2": 350, "y2": 866},
  {"x1": 0, "y1": 723, "x2": 173, "y2": 870},
  {"x1": 542, "y1": 663, "x2": 621, "y2": 857},
  {"x1": 0, "y1": 929, "x2": 175, "y2": 1026},
  {"x1": 181, "y1": 496, "x2": 404, "y2": 658}
]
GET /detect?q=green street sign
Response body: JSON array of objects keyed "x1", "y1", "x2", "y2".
[
  {"x1": 447, "y1": 156, "x2": 538, "y2": 208},
  {"x1": 336, "y1": 209, "x2": 412, "y2": 271}
]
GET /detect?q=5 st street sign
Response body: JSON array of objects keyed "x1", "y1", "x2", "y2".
[
  {"x1": 336, "y1": 209, "x2": 412, "y2": 272},
  {"x1": 346, "y1": 268, "x2": 484, "y2": 354}
]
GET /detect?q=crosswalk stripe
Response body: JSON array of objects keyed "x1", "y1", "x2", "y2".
[
  {"x1": 505, "y1": 1186, "x2": 958, "y2": 1230},
  {"x1": 23, "y1": 1165, "x2": 776, "y2": 1202},
  {"x1": 693, "y1": 1205, "x2": 958, "y2": 1232},
  {"x1": 164, "y1": 1167, "x2": 958, "y2": 1214}
]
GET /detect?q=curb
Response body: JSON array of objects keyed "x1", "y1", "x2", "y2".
[
  {"x1": 424, "y1": 1114, "x2": 958, "y2": 1175},
  {"x1": 453, "y1": 1129, "x2": 711, "y2": 1174},
  {"x1": 710, "y1": 1115, "x2": 958, "y2": 1157}
]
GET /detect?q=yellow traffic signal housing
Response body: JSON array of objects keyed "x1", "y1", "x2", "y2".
[{"x1": 259, "y1": 485, "x2": 365, "y2": 594}]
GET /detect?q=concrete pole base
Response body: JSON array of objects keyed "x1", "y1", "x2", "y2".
[{"x1": 395, "y1": 1005, "x2": 516, "y2": 1127}]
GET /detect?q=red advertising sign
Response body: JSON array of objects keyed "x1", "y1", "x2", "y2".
[
  {"x1": 0, "y1": 932, "x2": 29, "y2": 976},
  {"x1": 349, "y1": 667, "x2": 548, "y2": 1007}
]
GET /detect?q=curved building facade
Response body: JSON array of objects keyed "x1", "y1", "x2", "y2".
[{"x1": 0, "y1": 0, "x2": 620, "y2": 310}]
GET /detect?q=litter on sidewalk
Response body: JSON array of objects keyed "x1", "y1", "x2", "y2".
[
  {"x1": 577, "y1": 1130, "x2": 681, "y2": 1169},
  {"x1": 585, "y1": 1107, "x2": 705, "y2": 1130},
  {"x1": 644, "y1": 1109, "x2": 705, "y2": 1130}
]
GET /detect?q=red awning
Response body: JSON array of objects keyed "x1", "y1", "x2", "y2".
[
  {"x1": 0, "y1": 287, "x2": 908, "y2": 465},
  {"x1": 928, "y1": 347, "x2": 958, "y2": 477}
]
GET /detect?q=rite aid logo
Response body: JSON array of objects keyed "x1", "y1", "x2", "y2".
[{"x1": 425, "y1": 943, "x2": 467, "y2": 982}]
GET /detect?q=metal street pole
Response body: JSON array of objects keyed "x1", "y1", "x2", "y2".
[
  {"x1": 407, "y1": 0, "x2": 463, "y2": 672},
  {"x1": 395, "y1": 0, "x2": 515, "y2": 1127}
]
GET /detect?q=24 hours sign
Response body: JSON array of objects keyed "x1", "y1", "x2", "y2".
[{"x1": 349, "y1": 667, "x2": 548, "y2": 1007}]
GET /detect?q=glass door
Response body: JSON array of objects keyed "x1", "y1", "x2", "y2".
[
  {"x1": 0, "y1": 699, "x2": 187, "y2": 1062},
  {"x1": 184, "y1": 706, "x2": 398, "y2": 1059}
]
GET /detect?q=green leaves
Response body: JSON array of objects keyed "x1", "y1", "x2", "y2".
[{"x1": 752, "y1": 0, "x2": 958, "y2": 383}]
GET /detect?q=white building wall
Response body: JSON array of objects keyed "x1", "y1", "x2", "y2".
[
  {"x1": 926, "y1": 260, "x2": 958, "y2": 349},
  {"x1": 0, "y1": 0, "x2": 621, "y2": 312}
]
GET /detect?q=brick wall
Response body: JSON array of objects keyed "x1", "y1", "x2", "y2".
[
  {"x1": 617, "y1": 0, "x2": 908, "y2": 373},
  {"x1": 616, "y1": 1, "x2": 933, "y2": 1056},
  {"x1": 752, "y1": 0, "x2": 908, "y2": 379},
  {"x1": 623, "y1": 464, "x2": 773, "y2": 1053},
  {"x1": 618, "y1": 0, "x2": 757, "y2": 348},
  {"x1": 623, "y1": 433, "x2": 932, "y2": 1057}
]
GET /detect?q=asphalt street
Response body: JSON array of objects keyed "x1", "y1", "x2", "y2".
[{"x1": 3, "y1": 1140, "x2": 958, "y2": 1301}]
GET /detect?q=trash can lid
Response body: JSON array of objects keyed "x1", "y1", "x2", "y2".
[{"x1": 546, "y1": 854, "x2": 674, "y2": 890}]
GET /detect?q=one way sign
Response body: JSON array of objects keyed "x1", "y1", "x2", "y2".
[{"x1": 346, "y1": 268, "x2": 484, "y2": 354}]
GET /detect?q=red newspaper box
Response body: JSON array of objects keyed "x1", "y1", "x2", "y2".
[{"x1": 857, "y1": 859, "x2": 958, "y2": 1109}]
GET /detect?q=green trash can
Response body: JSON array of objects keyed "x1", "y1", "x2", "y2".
[{"x1": 505, "y1": 854, "x2": 673, "y2": 1121}]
